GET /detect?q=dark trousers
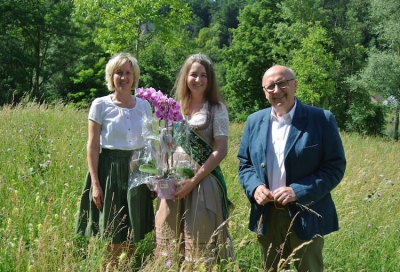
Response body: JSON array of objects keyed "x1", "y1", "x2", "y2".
[{"x1": 257, "y1": 203, "x2": 324, "y2": 272}]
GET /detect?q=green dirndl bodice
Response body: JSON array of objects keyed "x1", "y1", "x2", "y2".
[{"x1": 75, "y1": 148, "x2": 154, "y2": 244}]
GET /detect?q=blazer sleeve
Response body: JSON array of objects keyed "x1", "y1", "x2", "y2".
[{"x1": 237, "y1": 116, "x2": 265, "y2": 202}]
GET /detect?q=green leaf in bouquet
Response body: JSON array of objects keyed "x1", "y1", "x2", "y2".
[
  {"x1": 139, "y1": 164, "x2": 158, "y2": 174},
  {"x1": 173, "y1": 167, "x2": 195, "y2": 178}
]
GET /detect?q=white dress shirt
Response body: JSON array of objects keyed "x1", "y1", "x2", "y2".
[{"x1": 266, "y1": 101, "x2": 297, "y2": 191}]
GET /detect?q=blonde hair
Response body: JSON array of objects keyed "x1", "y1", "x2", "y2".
[
  {"x1": 105, "y1": 52, "x2": 140, "y2": 91},
  {"x1": 173, "y1": 53, "x2": 224, "y2": 115}
]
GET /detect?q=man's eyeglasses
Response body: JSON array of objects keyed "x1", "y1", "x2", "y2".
[{"x1": 263, "y1": 79, "x2": 295, "y2": 93}]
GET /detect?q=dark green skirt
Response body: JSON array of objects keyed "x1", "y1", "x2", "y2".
[{"x1": 75, "y1": 149, "x2": 154, "y2": 244}]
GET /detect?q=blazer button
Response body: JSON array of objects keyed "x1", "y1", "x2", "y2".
[{"x1": 261, "y1": 163, "x2": 265, "y2": 168}]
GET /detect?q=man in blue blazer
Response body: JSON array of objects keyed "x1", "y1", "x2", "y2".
[{"x1": 237, "y1": 65, "x2": 346, "y2": 271}]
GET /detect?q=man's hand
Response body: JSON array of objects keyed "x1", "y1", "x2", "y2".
[
  {"x1": 273, "y1": 186, "x2": 297, "y2": 205},
  {"x1": 253, "y1": 184, "x2": 274, "y2": 205}
]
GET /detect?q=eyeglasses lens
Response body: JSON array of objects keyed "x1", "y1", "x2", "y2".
[{"x1": 266, "y1": 81, "x2": 288, "y2": 91}]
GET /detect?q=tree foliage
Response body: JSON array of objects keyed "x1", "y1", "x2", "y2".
[
  {"x1": 72, "y1": 0, "x2": 192, "y2": 59},
  {"x1": 1, "y1": 0, "x2": 400, "y2": 139},
  {"x1": 290, "y1": 23, "x2": 336, "y2": 108},
  {"x1": 0, "y1": 0, "x2": 81, "y2": 103},
  {"x1": 222, "y1": 0, "x2": 279, "y2": 121}
]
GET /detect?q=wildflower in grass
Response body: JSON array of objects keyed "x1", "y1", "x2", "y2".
[
  {"x1": 48, "y1": 139, "x2": 53, "y2": 143},
  {"x1": 46, "y1": 160, "x2": 51, "y2": 164},
  {"x1": 119, "y1": 252, "x2": 127, "y2": 264},
  {"x1": 387, "y1": 180, "x2": 393, "y2": 185},
  {"x1": 69, "y1": 165, "x2": 73, "y2": 168},
  {"x1": 12, "y1": 207, "x2": 18, "y2": 216},
  {"x1": 367, "y1": 224, "x2": 372, "y2": 228},
  {"x1": 377, "y1": 193, "x2": 381, "y2": 197},
  {"x1": 362, "y1": 172, "x2": 366, "y2": 178},
  {"x1": 19, "y1": 129, "x2": 22, "y2": 133},
  {"x1": 364, "y1": 197, "x2": 370, "y2": 201},
  {"x1": 165, "y1": 260, "x2": 172, "y2": 268},
  {"x1": 7, "y1": 148, "x2": 11, "y2": 152},
  {"x1": 379, "y1": 174, "x2": 384, "y2": 178}
]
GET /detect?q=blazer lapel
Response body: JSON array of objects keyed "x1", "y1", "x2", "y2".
[
  {"x1": 285, "y1": 100, "x2": 307, "y2": 158},
  {"x1": 260, "y1": 108, "x2": 271, "y2": 152}
]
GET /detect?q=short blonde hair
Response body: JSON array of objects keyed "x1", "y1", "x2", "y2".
[{"x1": 105, "y1": 52, "x2": 140, "y2": 91}]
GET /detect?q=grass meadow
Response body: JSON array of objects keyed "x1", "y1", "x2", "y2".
[{"x1": 0, "y1": 102, "x2": 399, "y2": 271}]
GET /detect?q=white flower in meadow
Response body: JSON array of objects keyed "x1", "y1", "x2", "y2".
[{"x1": 379, "y1": 174, "x2": 384, "y2": 178}]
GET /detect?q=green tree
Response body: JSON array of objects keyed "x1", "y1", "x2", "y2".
[
  {"x1": 356, "y1": 0, "x2": 400, "y2": 140},
  {"x1": 290, "y1": 23, "x2": 336, "y2": 108},
  {"x1": 72, "y1": 0, "x2": 192, "y2": 60},
  {"x1": 370, "y1": 0, "x2": 400, "y2": 53},
  {"x1": 346, "y1": 73, "x2": 386, "y2": 136},
  {"x1": 357, "y1": 51, "x2": 400, "y2": 140},
  {"x1": 139, "y1": 34, "x2": 193, "y2": 95},
  {"x1": 222, "y1": 0, "x2": 279, "y2": 121},
  {"x1": 67, "y1": 53, "x2": 108, "y2": 108},
  {"x1": 324, "y1": 0, "x2": 370, "y2": 129},
  {"x1": 0, "y1": 0, "x2": 81, "y2": 104}
]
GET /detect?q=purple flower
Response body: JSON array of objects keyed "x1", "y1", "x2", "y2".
[
  {"x1": 165, "y1": 260, "x2": 172, "y2": 267},
  {"x1": 136, "y1": 87, "x2": 183, "y2": 123},
  {"x1": 150, "y1": 90, "x2": 163, "y2": 103},
  {"x1": 46, "y1": 160, "x2": 51, "y2": 165}
]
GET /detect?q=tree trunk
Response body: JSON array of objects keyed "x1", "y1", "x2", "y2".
[{"x1": 394, "y1": 105, "x2": 399, "y2": 141}]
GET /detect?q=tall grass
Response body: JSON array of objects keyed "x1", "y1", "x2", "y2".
[{"x1": 0, "y1": 103, "x2": 399, "y2": 271}]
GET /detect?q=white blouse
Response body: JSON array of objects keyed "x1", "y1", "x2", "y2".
[{"x1": 88, "y1": 95, "x2": 152, "y2": 150}]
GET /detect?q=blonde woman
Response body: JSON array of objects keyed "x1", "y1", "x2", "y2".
[{"x1": 76, "y1": 52, "x2": 154, "y2": 268}]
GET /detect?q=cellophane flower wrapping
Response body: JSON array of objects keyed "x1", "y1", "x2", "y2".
[{"x1": 129, "y1": 87, "x2": 196, "y2": 199}]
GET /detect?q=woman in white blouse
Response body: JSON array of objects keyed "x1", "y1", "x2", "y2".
[
  {"x1": 154, "y1": 53, "x2": 234, "y2": 266},
  {"x1": 76, "y1": 52, "x2": 154, "y2": 269}
]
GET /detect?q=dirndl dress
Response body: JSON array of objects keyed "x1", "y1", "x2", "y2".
[{"x1": 75, "y1": 148, "x2": 154, "y2": 244}]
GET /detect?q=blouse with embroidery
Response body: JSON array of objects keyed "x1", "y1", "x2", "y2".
[{"x1": 173, "y1": 101, "x2": 229, "y2": 167}]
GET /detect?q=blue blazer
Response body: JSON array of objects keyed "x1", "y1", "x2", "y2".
[{"x1": 237, "y1": 99, "x2": 346, "y2": 240}]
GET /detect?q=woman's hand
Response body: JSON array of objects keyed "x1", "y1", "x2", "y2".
[
  {"x1": 172, "y1": 179, "x2": 196, "y2": 200},
  {"x1": 92, "y1": 183, "x2": 104, "y2": 210}
]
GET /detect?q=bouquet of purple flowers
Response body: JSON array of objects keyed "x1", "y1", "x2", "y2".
[{"x1": 128, "y1": 87, "x2": 195, "y2": 199}]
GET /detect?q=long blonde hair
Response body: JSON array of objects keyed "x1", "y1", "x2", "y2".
[{"x1": 173, "y1": 53, "x2": 224, "y2": 115}]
